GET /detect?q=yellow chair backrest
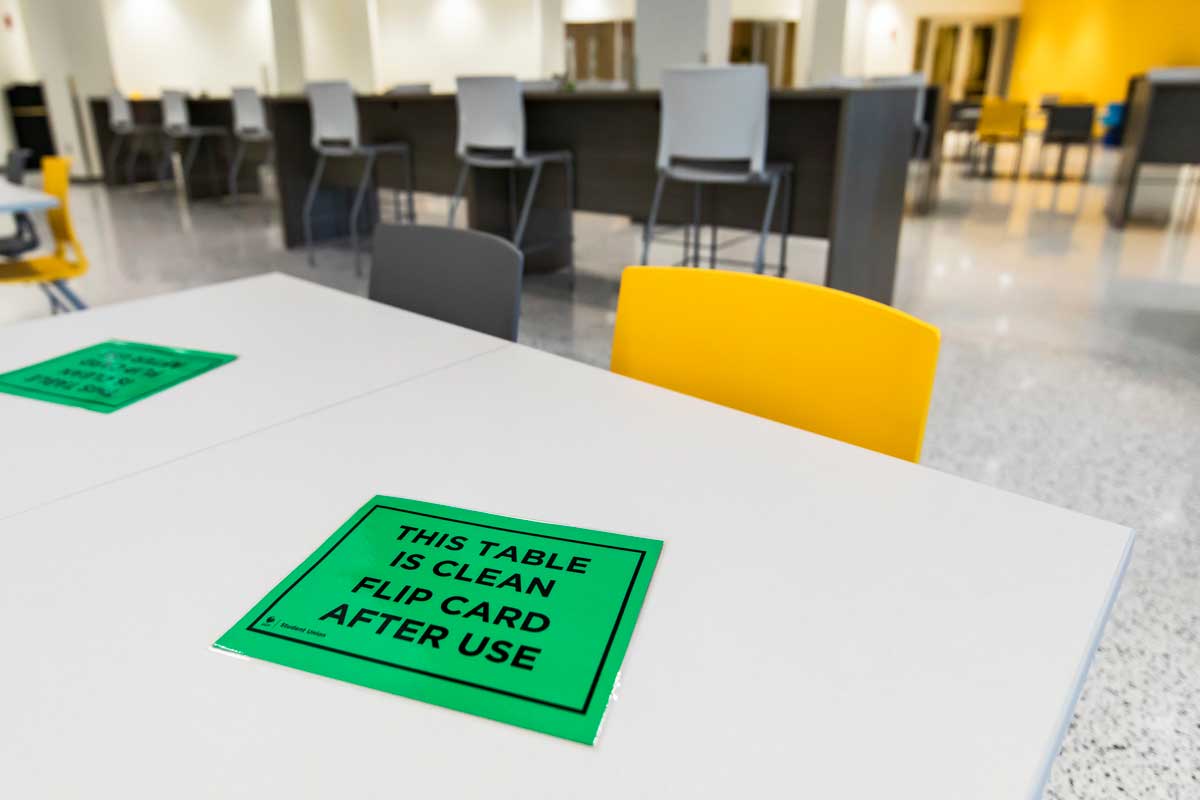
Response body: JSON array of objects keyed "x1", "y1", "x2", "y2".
[
  {"x1": 40, "y1": 156, "x2": 86, "y2": 267},
  {"x1": 610, "y1": 267, "x2": 941, "y2": 462},
  {"x1": 977, "y1": 98, "x2": 1026, "y2": 139}
]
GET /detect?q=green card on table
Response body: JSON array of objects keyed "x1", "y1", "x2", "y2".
[
  {"x1": 215, "y1": 496, "x2": 663, "y2": 745},
  {"x1": 0, "y1": 340, "x2": 236, "y2": 413}
]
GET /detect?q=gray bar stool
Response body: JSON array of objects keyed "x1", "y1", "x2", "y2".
[
  {"x1": 303, "y1": 80, "x2": 415, "y2": 274},
  {"x1": 642, "y1": 65, "x2": 792, "y2": 276},
  {"x1": 159, "y1": 90, "x2": 227, "y2": 190},
  {"x1": 448, "y1": 76, "x2": 574, "y2": 277},
  {"x1": 106, "y1": 91, "x2": 159, "y2": 184},
  {"x1": 228, "y1": 87, "x2": 273, "y2": 199}
]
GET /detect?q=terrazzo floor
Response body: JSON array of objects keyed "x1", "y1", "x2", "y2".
[{"x1": 2, "y1": 144, "x2": 1198, "y2": 798}]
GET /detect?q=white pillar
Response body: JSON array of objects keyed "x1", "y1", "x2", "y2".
[
  {"x1": 635, "y1": 0, "x2": 732, "y2": 89},
  {"x1": 537, "y1": 0, "x2": 566, "y2": 79},
  {"x1": 805, "y1": 0, "x2": 849, "y2": 85},
  {"x1": 271, "y1": 0, "x2": 307, "y2": 94},
  {"x1": 18, "y1": 0, "x2": 116, "y2": 178},
  {"x1": 296, "y1": 0, "x2": 380, "y2": 92}
]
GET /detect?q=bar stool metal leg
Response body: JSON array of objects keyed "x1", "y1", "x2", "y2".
[
  {"x1": 778, "y1": 171, "x2": 792, "y2": 278},
  {"x1": 709, "y1": 186, "x2": 718, "y2": 270},
  {"x1": 755, "y1": 174, "x2": 780, "y2": 274},
  {"x1": 405, "y1": 149, "x2": 416, "y2": 223},
  {"x1": 563, "y1": 156, "x2": 576, "y2": 283},
  {"x1": 228, "y1": 137, "x2": 246, "y2": 200},
  {"x1": 303, "y1": 153, "x2": 327, "y2": 266},
  {"x1": 125, "y1": 133, "x2": 140, "y2": 184},
  {"x1": 448, "y1": 162, "x2": 469, "y2": 226},
  {"x1": 107, "y1": 134, "x2": 123, "y2": 183},
  {"x1": 513, "y1": 161, "x2": 543, "y2": 250},
  {"x1": 350, "y1": 150, "x2": 377, "y2": 276},
  {"x1": 691, "y1": 183, "x2": 701, "y2": 267},
  {"x1": 642, "y1": 171, "x2": 666, "y2": 265}
]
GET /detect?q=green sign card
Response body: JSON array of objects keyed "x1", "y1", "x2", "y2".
[
  {"x1": 215, "y1": 496, "x2": 662, "y2": 745},
  {"x1": 0, "y1": 340, "x2": 237, "y2": 413}
]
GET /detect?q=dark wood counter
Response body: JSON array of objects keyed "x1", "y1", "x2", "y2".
[{"x1": 93, "y1": 87, "x2": 917, "y2": 304}]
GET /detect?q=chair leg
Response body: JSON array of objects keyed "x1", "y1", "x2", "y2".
[
  {"x1": 51, "y1": 281, "x2": 87, "y2": 311},
  {"x1": 405, "y1": 148, "x2": 416, "y2": 223},
  {"x1": 1014, "y1": 139, "x2": 1025, "y2": 179},
  {"x1": 513, "y1": 161, "x2": 543, "y2": 250},
  {"x1": 106, "y1": 134, "x2": 123, "y2": 183},
  {"x1": 563, "y1": 156, "x2": 575, "y2": 284},
  {"x1": 642, "y1": 171, "x2": 666, "y2": 265},
  {"x1": 755, "y1": 174, "x2": 780, "y2": 274},
  {"x1": 39, "y1": 283, "x2": 68, "y2": 314},
  {"x1": 778, "y1": 170, "x2": 792, "y2": 278},
  {"x1": 1083, "y1": 143, "x2": 1093, "y2": 182},
  {"x1": 229, "y1": 138, "x2": 246, "y2": 200},
  {"x1": 691, "y1": 183, "x2": 701, "y2": 267},
  {"x1": 303, "y1": 152, "x2": 327, "y2": 266},
  {"x1": 448, "y1": 162, "x2": 469, "y2": 226},
  {"x1": 125, "y1": 133, "x2": 140, "y2": 184},
  {"x1": 709, "y1": 187, "x2": 718, "y2": 270},
  {"x1": 182, "y1": 136, "x2": 202, "y2": 189},
  {"x1": 350, "y1": 150, "x2": 377, "y2": 277},
  {"x1": 1055, "y1": 142, "x2": 1067, "y2": 182}
]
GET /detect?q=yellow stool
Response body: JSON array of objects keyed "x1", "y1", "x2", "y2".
[
  {"x1": 972, "y1": 98, "x2": 1027, "y2": 178},
  {"x1": 611, "y1": 267, "x2": 941, "y2": 462},
  {"x1": 0, "y1": 156, "x2": 89, "y2": 312}
]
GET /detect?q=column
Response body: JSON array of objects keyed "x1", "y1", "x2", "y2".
[
  {"x1": 296, "y1": 0, "x2": 380, "y2": 92},
  {"x1": 635, "y1": 0, "x2": 732, "y2": 89},
  {"x1": 18, "y1": 0, "x2": 117, "y2": 178},
  {"x1": 537, "y1": 0, "x2": 566, "y2": 79},
  {"x1": 805, "y1": 0, "x2": 849, "y2": 85},
  {"x1": 271, "y1": 0, "x2": 307, "y2": 94}
]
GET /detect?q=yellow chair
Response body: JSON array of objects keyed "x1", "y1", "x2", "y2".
[
  {"x1": 0, "y1": 156, "x2": 89, "y2": 312},
  {"x1": 972, "y1": 98, "x2": 1027, "y2": 177},
  {"x1": 610, "y1": 267, "x2": 941, "y2": 462}
]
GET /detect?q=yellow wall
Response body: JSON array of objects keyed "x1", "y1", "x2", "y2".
[{"x1": 1009, "y1": 0, "x2": 1200, "y2": 106}]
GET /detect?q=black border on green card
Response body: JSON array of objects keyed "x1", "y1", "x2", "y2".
[{"x1": 245, "y1": 504, "x2": 648, "y2": 715}]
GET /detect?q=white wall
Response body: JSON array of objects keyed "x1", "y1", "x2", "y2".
[
  {"x1": 731, "y1": 0, "x2": 802, "y2": 17},
  {"x1": 851, "y1": 0, "x2": 1023, "y2": 77},
  {"x1": 374, "y1": 0, "x2": 549, "y2": 93},
  {"x1": 0, "y1": 0, "x2": 36, "y2": 157},
  {"x1": 103, "y1": 0, "x2": 273, "y2": 96},
  {"x1": 271, "y1": 0, "x2": 306, "y2": 94},
  {"x1": 297, "y1": 0, "x2": 378, "y2": 91},
  {"x1": 563, "y1": 0, "x2": 633, "y2": 21}
]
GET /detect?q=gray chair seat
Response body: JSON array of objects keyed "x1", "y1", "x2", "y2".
[
  {"x1": 663, "y1": 161, "x2": 791, "y2": 185},
  {"x1": 462, "y1": 149, "x2": 571, "y2": 169},
  {"x1": 164, "y1": 124, "x2": 226, "y2": 138}
]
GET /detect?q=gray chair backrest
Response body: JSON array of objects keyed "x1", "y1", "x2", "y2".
[
  {"x1": 369, "y1": 224, "x2": 523, "y2": 342},
  {"x1": 232, "y1": 87, "x2": 268, "y2": 134},
  {"x1": 456, "y1": 76, "x2": 526, "y2": 158},
  {"x1": 386, "y1": 83, "x2": 433, "y2": 95},
  {"x1": 5, "y1": 148, "x2": 31, "y2": 184},
  {"x1": 306, "y1": 80, "x2": 360, "y2": 150},
  {"x1": 161, "y1": 90, "x2": 191, "y2": 130},
  {"x1": 109, "y1": 91, "x2": 134, "y2": 131},
  {"x1": 659, "y1": 65, "x2": 769, "y2": 174},
  {"x1": 1045, "y1": 104, "x2": 1096, "y2": 140}
]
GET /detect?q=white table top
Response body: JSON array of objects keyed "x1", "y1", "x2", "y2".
[
  {"x1": 0, "y1": 272, "x2": 506, "y2": 520},
  {"x1": 0, "y1": 180, "x2": 57, "y2": 213},
  {"x1": 0, "y1": 344, "x2": 1133, "y2": 799}
]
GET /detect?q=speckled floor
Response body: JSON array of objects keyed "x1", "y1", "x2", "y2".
[{"x1": 3, "y1": 146, "x2": 1198, "y2": 797}]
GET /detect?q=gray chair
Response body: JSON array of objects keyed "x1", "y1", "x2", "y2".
[
  {"x1": 159, "y1": 90, "x2": 228, "y2": 190},
  {"x1": 106, "y1": 91, "x2": 160, "y2": 184},
  {"x1": 369, "y1": 223, "x2": 523, "y2": 342},
  {"x1": 448, "y1": 76, "x2": 574, "y2": 278},
  {"x1": 0, "y1": 148, "x2": 38, "y2": 258},
  {"x1": 303, "y1": 80, "x2": 415, "y2": 275},
  {"x1": 228, "y1": 87, "x2": 273, "y2": 199},
  {"x1": 1039, "y1": 104, "x2": 1096, "y2": 181},
  {"x1": 642, "y1": 65, "x2": 792, "y2": 276}
]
